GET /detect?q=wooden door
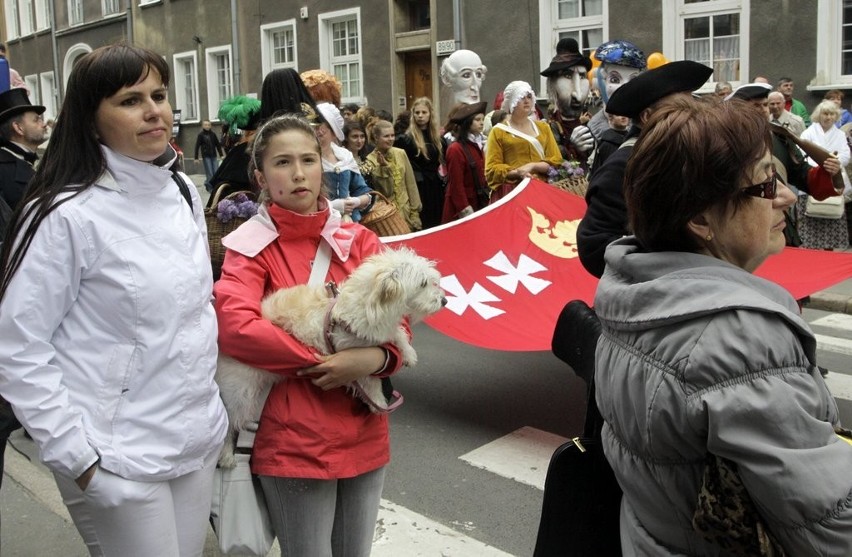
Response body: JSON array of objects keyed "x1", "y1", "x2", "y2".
[{"x1": 404, "y1": 50, "x2": 432, "y2": 109}]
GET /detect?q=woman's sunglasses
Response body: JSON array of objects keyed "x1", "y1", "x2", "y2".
[{"x1": 740, "y1": 172, "x2": 777, "y2": 200}]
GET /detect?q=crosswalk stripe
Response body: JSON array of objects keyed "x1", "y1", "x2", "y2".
[
  {"x1": 824, "y1": 371, "x2": 852, "y2": 402},
  {"x1": 459, "y1": 426, "x2": 567, "y2": 491},
  {"x1": 811, "y1": 313, "x2": 852, "y2": 332},
  {"x1": 815, "y1": 334, "x2": 852, "y2": 357},
  {"x1": 373, "y1": 500, "x2": 513, "y2": 556}
]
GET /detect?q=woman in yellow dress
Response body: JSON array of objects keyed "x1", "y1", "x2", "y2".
[{"x1": 485, "y1": 80, "x2": 563, "y2": 192}]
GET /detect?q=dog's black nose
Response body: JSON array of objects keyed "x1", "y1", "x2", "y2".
[{"x1": 441, "y1": 297, "x2": 447, "y2": 307}]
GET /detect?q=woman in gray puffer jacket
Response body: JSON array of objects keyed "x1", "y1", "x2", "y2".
[{"x1": 594, "y1": 96, "x2": 852, "y2": 556}]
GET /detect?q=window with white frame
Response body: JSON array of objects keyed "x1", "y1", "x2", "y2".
[
  {"x1": 538, "y1": 0, "x2": 606, "y2": 95},
  {"x1": 319, "y1": 9, "x2": 363, "y2": 103},
  {"x1": 260, "y1": 20, "x2": 297, "y2": 75},
  {"x1": 811, "y1": 0, "x2": 852, "y2": 89},
  {"x1": 20, "y1": 0, "x2": 35, "y2": 35},
  {"x1": 662, "y1": 0, "x2": 748, "y2": 90},
  {"x1": 102, "y1": 0, "x2": 121, "y2": 16},
  {"x1": 39, "y1": 72, "x2": 56, "y2": 121},
  {"x1": 25, "y1": 74, "x2": 38, "y2": 102},
  {"x1": 5, "y1": 0, "x2": 20, "y2": 39},
  {"x1": 173, "y1": 51, "x2": 199, "y2": 122},
  {"x1": 35, "y1": 0, "x2": 50, "y2": 30},
  {"x1": 205, "y1": 46, "x2": 232, "y2": 121},
  {"x1": 68, "y1": 0, "x2": 84, "y2": 25}
]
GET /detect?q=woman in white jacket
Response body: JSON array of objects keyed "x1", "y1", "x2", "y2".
[
  {"x1": 798, "y1": 100, "x2": 850, "y2": 249},
  {"x1": 0, "y1": 43, "x2": 227, "y2": 556}
]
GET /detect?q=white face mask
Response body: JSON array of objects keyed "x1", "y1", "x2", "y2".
[
  {"x1": 552, "y1": 67, "x2": 590, "y2": 116},
  {"x1": 597, "y1": 64, "x2": 642, "y2": 104},
  {"x1": 442, "y1": 50, "x2": 487, "y2": 104}
]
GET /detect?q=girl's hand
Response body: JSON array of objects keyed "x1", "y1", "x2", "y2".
[
  {"x1": 343, "y1": 197, "x2": 361, "y2": 213},
  {"x1": 376, "y1": 152, "x2": 389, "y2": 166},
  {"x1": 298, "y1": 347, "x2": 386, "y2": 390}
]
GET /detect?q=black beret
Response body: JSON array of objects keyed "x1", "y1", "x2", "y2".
[{"x1": 606, "y1": 60, "x2": 713, "y2": 118}]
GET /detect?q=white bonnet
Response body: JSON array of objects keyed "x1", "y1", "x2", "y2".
[
  {"x1": 502, "y1": 81, "x2": 535, "y2": 114},
  {"x1": 316, "y1": 102, "x2": 345, "y2": 142}
]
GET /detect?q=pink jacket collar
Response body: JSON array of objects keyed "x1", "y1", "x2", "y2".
[{"x1": 221, "y1": 199, "x2": 355, "y2": 262}]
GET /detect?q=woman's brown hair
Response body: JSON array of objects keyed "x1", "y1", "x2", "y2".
[{"x1": 624, "y1": 96, "x2": 772, "y2": 253}]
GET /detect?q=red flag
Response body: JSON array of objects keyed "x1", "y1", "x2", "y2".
[
  {"x1": 384, "y1": 179, "x2": 852, "y2": 351},
  {"x1": 755, "y1": 246, "x2": 852, "y2": 301},
  {"x1": 384, "y1": 179, "x2": 594, "y2": 351}
]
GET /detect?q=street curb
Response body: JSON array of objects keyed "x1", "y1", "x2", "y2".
[
  {"x1": 805, "y1": 293, "x2": 852, "y2": 314},
  {"x1": 4, "y1": 444, "x2": 72, "y2": 523}
]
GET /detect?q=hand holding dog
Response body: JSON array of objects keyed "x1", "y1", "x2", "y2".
[{"x1": 298, "y1": 347, "x2": 386, "y2": 390}]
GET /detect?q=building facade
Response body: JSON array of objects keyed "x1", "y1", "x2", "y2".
[{"x1": 0, "y1": 0, "x2": 845, "y2": 152}]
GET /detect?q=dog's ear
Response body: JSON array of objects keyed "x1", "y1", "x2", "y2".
[{"x1": 375, "y1": 267, "x2": 404, "y2": 306}]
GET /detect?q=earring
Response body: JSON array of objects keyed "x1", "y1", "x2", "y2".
[{"x1": 705, "y1": 234, "x2": 713, "y2": 242}]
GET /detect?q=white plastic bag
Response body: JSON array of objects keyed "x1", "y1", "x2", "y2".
[{"x1": 210, "y1": 453, "x2": 275, "y2": 556}]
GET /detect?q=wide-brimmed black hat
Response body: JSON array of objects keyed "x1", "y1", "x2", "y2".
[
  {"x1": 724, "y1": 82, "x2": 772, "y2": 102},
  {"x1": 606, "y1": 60, "x2": 713, "y2": 118},
  {"x1": 449, "y1": 101, "x2": 487, "y2": 124},
  {"x1": 0, "y1": 88, "x2": 45, "y2": 123},
  {"x1": 540, "y1": 38, "x2": 592, "y2": 77}
]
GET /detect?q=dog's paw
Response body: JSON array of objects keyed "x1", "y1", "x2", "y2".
[
  {"x1": 401, "y1": 345, "x2": 418, "y2": 367},
  {"x1": 218, "y1": 448, "x2": 238, "y2": 469}
]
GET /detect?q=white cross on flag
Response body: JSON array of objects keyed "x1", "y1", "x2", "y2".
[{"x1": 384, "y1": 179, "x2": 594, "y2": 351}]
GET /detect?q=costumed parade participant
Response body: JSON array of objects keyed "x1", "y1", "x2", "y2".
[
  {"x1": 587, "y1": 40, "x2": 646, "y2": 140},
  {"x1": 440, "y1": 49, "x2": 487, "y2": 123},
  {"x1": 540, "y1": 38, "x2": 594, "y2": 171}
]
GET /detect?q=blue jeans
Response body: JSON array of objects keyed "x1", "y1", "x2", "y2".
[
  {"x1": 202, "y1": 156, "x2": 219, "y2": 191},
  {"x1": 260, "y1": 466, "x2": 385, "y2": 557}
]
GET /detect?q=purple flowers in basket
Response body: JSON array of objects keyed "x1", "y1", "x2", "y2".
[
  {"x1": 216, "y1": 193, "x2": 258, "y2": 223},
  {"x1": 547, "y1": 159, "x2": 586, "y2": 183}
]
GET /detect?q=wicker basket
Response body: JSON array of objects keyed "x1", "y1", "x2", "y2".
[
  {"x1": 206, "y1": 184, "x2": 257, "y2": 280},
  {"x1": 551, "y1": 175, "x2": 589, "y2": 198},
  {"x1": 360, "y1": 191, "x2": 411, "y2": 237}
]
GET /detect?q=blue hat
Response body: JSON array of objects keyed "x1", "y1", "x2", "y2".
[{"x1": 594, "y1": 40, "x2": 647, "y2": 69}]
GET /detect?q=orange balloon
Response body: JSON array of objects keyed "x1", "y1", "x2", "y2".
[
  {"x1": 590, "y1": 56, "x2": 601, "y2": 70},
  {"x1": 647, "y1": 52, "x2": 668, "y2": 70}
]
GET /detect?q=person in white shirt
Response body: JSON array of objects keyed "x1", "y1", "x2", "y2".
[
  {"x1": 0, "y1": 43, "x2": 227, "y2": 556},
  {"x1": 798, "y1": 100, "x2": 851, "y2": 249}
]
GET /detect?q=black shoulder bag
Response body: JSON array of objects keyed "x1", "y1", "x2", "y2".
[{"x1": 172, "y1": 172, "x2": 194, "y2": 214}]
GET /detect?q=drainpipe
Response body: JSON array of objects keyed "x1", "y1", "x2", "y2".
[
  {"x1": 126, "y1": 0, "x2": 133, "y2": 45},
  {"x1": 452, "y1": 0, "x2": 461, "y2": 50},
  {"x1": 230, "y1": 0, "x2": 240, "y2": 93},
  {"x1": 49, "y1": 0, "x2": 61, "y2": 100}
]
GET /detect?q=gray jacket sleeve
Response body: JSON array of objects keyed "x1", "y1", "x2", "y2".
[{"x1": 687, "y1": 315, "x2": 852, "y2": 556}]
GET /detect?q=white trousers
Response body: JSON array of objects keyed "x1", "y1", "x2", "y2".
[{"x1": 54, "y1": 450, "x2": 218, "y2": 557}]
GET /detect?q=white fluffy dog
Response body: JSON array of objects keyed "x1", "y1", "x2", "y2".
[{"x1": 215, "y1": 247, "x2": 446, "y2": 467}]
